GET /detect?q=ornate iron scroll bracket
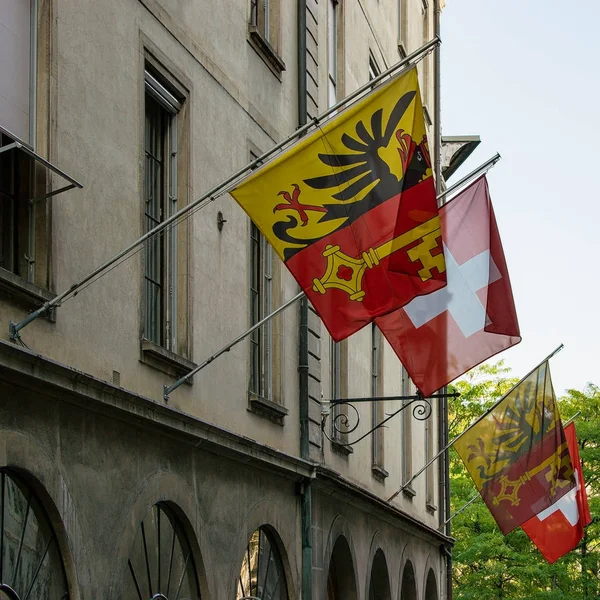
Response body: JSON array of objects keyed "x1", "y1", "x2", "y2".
[{"x1": 320, "y1": 391, "x2": 460, "y2": 449}]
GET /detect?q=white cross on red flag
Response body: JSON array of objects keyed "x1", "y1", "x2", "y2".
[
  {"x1": 376, "y1": 176, "x2": 521, "y2": 397},
  {"x1": 521, "y1": 422, "x2": 592, "y2": 563}
]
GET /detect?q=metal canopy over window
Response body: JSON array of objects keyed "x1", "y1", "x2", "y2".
[{"x1": 0, "y1": 124, "x2": 83, "y2": 202}]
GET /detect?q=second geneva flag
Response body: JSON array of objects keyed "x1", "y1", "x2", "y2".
[
  {"x1": 230, "y1": 68, "x2": 446, "y2": 341},
  {"x1": 454, "y1": 361, "x2": 576, "y2": 534},
  {"x1": 376, "y1": 176, "x2": 520, "y2": 396}
]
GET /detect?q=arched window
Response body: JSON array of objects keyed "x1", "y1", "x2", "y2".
[
  {"x1": 326, "y1": 536, "x2": 357, "y2": 600},
  {"x1": 400, "y1": 560, "x2": 417, "y2": 600},
  {"x1": 125, "y1": 503, "x2": 200, "y2": 600},
  {"x1": 0, "y1": 469, "x2": 69, "y2": 600},
  {"x1": 367, "y1": 549, "x2": 390, "y2": 600},
  {"x1": 236, "y1": 527, "x2": 287, "y2": 600},
  {"x1": 424, "y1": 568, "x2": 437, "y2": 600}
]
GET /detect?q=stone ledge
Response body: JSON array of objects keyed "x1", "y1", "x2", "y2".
[
  {"x1": 331, "y1": 438, "x2": 353, "y2": 458},
  {"x1": 402, "y1": 484, "x2": 417, "y2": 500},
  {"x1": 0, "y1": 339, "x2": 313, "y2": 481},
  {"x1": 247, "y1": 26, "x2": 286, "y2": 79},
  {"x1": 248, "y1": 392, "x2": 288, "y2": 425},
  {"x1": 140, "y1": 338, "x2": 196, "y2": 382},
  {"x1": 372, "y1": 464, "x2": 389, "y2": 483},
  {"x1": 0, "y1": 268, "x2": 56, "y2": 322}
]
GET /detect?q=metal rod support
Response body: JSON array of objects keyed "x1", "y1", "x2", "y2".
[
  {"x1": 163, "y1": 291, "x2": 304, "y2": 400},
  {"x1": 387, "y1": 344, "x2": 565, "y2": 502},
  {"x1": 438, "y1": 153, "x2": 501, "y2": 204},
  {"x1": 442, "y1": 494, "x2": 480, "y2": 528},
  {"x1": 325, "y1": 391, "x2": 460, "y2": 405},
  {"x1": 9, "y1": 37, "x2": 440, "y2": 341}
]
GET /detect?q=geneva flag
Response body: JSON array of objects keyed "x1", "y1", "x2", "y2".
[
  {"x1": 376, "y1": 176, "x2": 520, "y2": 396},
  {"x1": 522, "y1": 422, "x2": 592, "y2": 563},
  {"x1": 230, "y1": 67, "x2": 446, "y2": 341},
  {"x1": 454, "y1": 361, "x2": 576, "y2": 534}
]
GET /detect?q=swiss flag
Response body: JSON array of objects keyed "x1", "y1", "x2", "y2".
[
  {"x1": 521, "y1": 422, "x2": 592, "y2": 563},
  {"x1": 376, "y1": 176, "x2": 520, "y2": 397}
]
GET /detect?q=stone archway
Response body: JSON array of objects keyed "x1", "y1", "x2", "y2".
[
  {"x1": 399, "y1": 560, "x2": 417, "y2": 600},
  {"x1": 424, "y1": 568, "x2": 438, "y2": 600},
  {"x1": 326, "y1": 535, "x2": 358, "y2": 600},
  {"x1": 367, "y1": 548, "x2": 391, "y2": 600}
]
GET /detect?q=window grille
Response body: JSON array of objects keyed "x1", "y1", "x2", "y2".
[
  {"x1": 249, "y1": 223, "x2": 273, "y2": 399},
  {"x1": 143, "y1": 70, "x2": 179, "y2": 352},
  {"x1": 0, "y1": 469, "x2": 69, "y2": 600}
]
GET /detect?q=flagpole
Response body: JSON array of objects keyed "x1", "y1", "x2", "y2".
[
  {"x1": 8, "y1": 37, "x2": 440, "y2": 342},
  {"x1": 438, "y1": 153, "x2": 501, "y2": 204},
  {"x1": 387, "y1": 344, "x2": 565, "y2": 502},
  {"x1": 438, "y1": 409, "x2": 581, "y2": 530},
  {"x1": 163, "y1": 291, "x2": 304, "y2": 401},
  {"x1": 440, "y1": 494, "x2": 480, "y2": 529}
]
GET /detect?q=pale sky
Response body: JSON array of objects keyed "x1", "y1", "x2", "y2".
[{"x1": 441, "y1": 1, "x2": 600, "y2": 395}]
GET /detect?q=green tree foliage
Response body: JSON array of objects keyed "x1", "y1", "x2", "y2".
[{"x1": 448, "y1": 364, "x2": 599, "y2": 599}]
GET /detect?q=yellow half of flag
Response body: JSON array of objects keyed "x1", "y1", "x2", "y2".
[{"x1": 230, "y1": 67, "x2": 431, "y2": 262}]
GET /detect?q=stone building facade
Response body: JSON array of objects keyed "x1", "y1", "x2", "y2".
[{"x1": 0, "y1": 0, "x2": 454, "y2": 598}]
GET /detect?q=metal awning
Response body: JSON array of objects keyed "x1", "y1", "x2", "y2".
[
  {"x1": 441, "y1": 135, "x2": 481, "y2": 182},
  {"x1": 0, "y1": 124, "x2": 83, "y2": 202}
]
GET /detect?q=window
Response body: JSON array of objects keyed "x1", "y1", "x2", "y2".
[
  {"x1": 401, "y1": 365, "x2": 414, "y2": 494},
  {"x1": 250, "y1": 0, "x2": 272, "y2": 45},
  {"x1": 143, "y1": 70, "x2": 181, "y2": 353},
  {"x1": 0, "y1": 134, "x2": 34, "y2": 281},
  {"x1": 422, "y1": 0, "x2": 431, "y2": 105},
  {"x1": 0, "y1": 2, "x2": 58, "y2": 295},
  {"x1": 248, "y1": 0, "x2": 285, "y2": 76},
  {"x1": 371, "y1": 324, "x2": 385, "y2": 476},
  {"x1": 0, "y1": 1, "x2": 35, "y2": 145},
  {"x1": 125, "y1": 503, "x2": 201, "y2": 600},
  {"x1": 368, "y1": 56, "x2": 379, "y2": 84},
  {"x1": 0, "y1": 131, "x2": 52, "y2": 291},
  {"x1": 330, "y1": 339, "x2": 349, "y2": 447},
  {"x1": 0, "y1": 469, "x2": 69, "y2": 599},
  {"x1": 398, "y1": 0, "x2": 407, "y2": 56},
  {"x1": 327, "y1": 0, "x2": 339, "y2": 108},
  {"x1": 249, "y1": 222, "x2": 274, "y2": 399},
  {"x1": 425, "y1": 396, "x2": 436, "y2": 509},
  {"x1": 237, "y1": 527, "x2": 288, "y2": 600}
]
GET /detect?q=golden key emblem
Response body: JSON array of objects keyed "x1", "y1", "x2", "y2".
[
  {"x1": 492, "y1": 446, "x2": 574, "y2": 507},
  {"x1": 312, "y1": 216, "x2": 445, "y2": 301}
]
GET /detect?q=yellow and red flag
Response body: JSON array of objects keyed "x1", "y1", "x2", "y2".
[
  {"x1": 522, "y1": 422, "x2": 592, "y2": 563},
  {"x1": 230, "y1": 67, "x2": 446, "y2": 341},
  {"x1": 454, "y1": 361, "x2": 576, "y2": 535}
]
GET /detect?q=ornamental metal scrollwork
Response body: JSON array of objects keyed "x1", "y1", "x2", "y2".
[{"x1": 321, "y1": 392, "x2": 457, "y2": 449}]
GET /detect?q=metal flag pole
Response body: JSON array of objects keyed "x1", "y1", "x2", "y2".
[
  {"x1": 163, "y1": 291, "x2": 304, "y2": 400},
  {"x1": 438, "y1": 152, "x2": 501, "y2": 204},
  {"x1": 387, "y1": 344, "x2": 565, "y2": 502},
  {"x1": 9, "y1": 37, "x2": 440, "y2": 343},
  {"x1": 438, "y1": 410, "x2": 582, "y2": 530}
]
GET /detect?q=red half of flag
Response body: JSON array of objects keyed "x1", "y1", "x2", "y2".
[
  {"x1": 521, "y1": 422, "x2": 592, "y2": 563},
  {"x1": 375, "y1": 176, "x2": 521, "y2": 397},
  {"x1": 287, "y1": 178, "x2": 445, "y2": 341}
]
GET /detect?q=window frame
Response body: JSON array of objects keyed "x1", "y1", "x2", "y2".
[
  {"x1": 249, "y1": 221, "x2": 274, "y2": 400},
  {"x1": 0, "y1": 0, "x2": 38, "y2": 147},
  {"x1": 140, "y1": 56, "x2": 194, "y2": 378},
  {"x1": 248, "y1": 0, "x2": 286, "y2": 77},
  {"x1": 371, "y1": 324, "x2": 387, "y2": 480},
  {"x1": 143, "y1": 74, "x2": 179, "y2": 353},
  {"x1": 0, "y1": 468, "x2": 70, "y2": 599},
  {"x1": 401, "y1": 365, "x2": 415, "y2": 496}
]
